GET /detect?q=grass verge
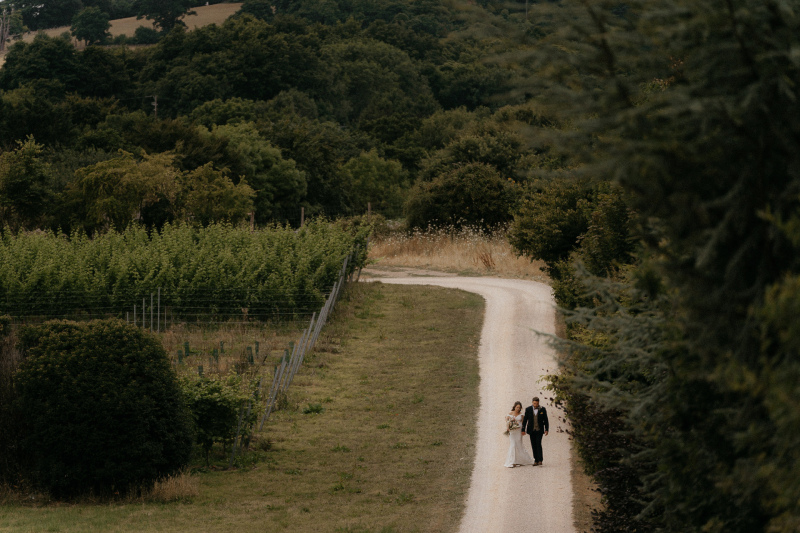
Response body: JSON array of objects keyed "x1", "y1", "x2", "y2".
[{"x1": 0, "y1": 281, "x2": 483, "y2": 533}]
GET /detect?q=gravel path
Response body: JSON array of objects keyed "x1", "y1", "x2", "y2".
[{"x1": 368, "y1": 276, "x2": 575, "y2": 533}]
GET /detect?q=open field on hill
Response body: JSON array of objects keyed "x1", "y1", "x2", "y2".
[
  {"x1": 0, "y1": 3, "x2": 242, "y2": 65},
  {"x1": 108, "y1": 3, "x2": 243, "y2": 37},
  {"x1": 0, "y1": 282, "x2": 483, "y2": 533}
]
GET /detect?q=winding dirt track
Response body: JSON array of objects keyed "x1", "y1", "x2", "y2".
[{"x1": 368, "y1": 276, "x2": 575, "y2": 533}]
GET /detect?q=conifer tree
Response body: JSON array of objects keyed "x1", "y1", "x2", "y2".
[{"x1": 515, "y1": 1, "x2": 800, "y2": 531}]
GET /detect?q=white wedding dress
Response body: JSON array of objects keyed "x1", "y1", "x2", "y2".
[{"x1": 504, "y1": 413, "x2": 534, "y2": 467}]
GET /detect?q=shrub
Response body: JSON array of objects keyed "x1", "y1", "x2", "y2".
[
  {"x1": 0, "y1": 315, "x2": 10, "y2": 338},
  {"x1": 111, "y1": 34, "x2": 131, "y2": 45},
  {"x1": 180, "y1": 376, "x2": 251, "y2": 465},
  {"x1": 404, "y1": 162, "x2": 515, "y2": 231},
  {"x1": 13, "y1": 319, "x2": 193, "y2": 497},
  {"x1": 578, "y1": 188, "x2": 635, "y2": 277},
  {"x1": 133, "y1": 26, "x2": 161, "y2": 45},
  {"x1": 302, "y1": 403, "x2": 324, "y2": 414},
  {"x1": 0, "y1": 316, "x2": 22, "y2": 485},
  {"x1": 508, "y1": 177, "x2": 595, "y2": 270}
]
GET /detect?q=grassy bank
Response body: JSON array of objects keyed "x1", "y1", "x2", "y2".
[
  {"x1": 0, "y1": 281, "x2": 483, "y2": 533},
  {"x1": 368, "y1": 226, "x2": 546, "y2": 281}
]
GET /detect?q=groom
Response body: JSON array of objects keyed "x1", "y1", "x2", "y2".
[{"x1": 521, "y1": 396, "x2": 549, "y2": 466}]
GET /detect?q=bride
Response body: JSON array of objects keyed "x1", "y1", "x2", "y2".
[{"x1": 504, "y1": 401, "x2": 534, "y2": 467}]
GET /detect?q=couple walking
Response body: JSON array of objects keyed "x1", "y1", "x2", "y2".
[{"x1": 504, "y1": 397, "x2": 549, "y2": 468}]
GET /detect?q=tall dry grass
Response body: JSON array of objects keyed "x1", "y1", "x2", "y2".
[
  {"x1": 127, "y1": 471, "x2": 199, "y2": 504},
  {"x1": 368, "y1": 225, "x2": 548, "y2": 280},
  {"x1": 0, "y1": 472, "x2": 199, "y2": 506}
]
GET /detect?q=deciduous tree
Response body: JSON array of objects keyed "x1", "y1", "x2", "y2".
[
  {"x1": 70, "y1": 6, "x2": 110, "y2": 45},
  {"x1": 0, "y1": 136, "x2": 54, "y2": 230},
  {"x1": 69, "y1": 151, "x2": 180, "y2": 231},
  {"x1": 405, "y1": 161, "x2": 514, "y2": 230},
  {"x1": 180, "y1": 163, "x2": 255, "y2": 226},
  {"x1": 134, "y1": 0, "x2": 195, "y2": 31},
  {"x1": 208, "y1": 122, "x2": 306, "y2": 223}
]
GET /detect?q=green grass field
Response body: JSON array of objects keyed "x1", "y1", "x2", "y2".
[{"x1": 0, "y1": 282, "x2": 484, "y2": 533}]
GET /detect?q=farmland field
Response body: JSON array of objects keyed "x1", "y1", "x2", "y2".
[{"x1": 0, "y1": 3, "x2": 243, "y2": 65}]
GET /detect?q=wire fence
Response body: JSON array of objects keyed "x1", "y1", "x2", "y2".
[
  {"x1": 1, "y1": 289, "x2": 333, "y2": 326},
  {"x1": 0, "y1": 234, "x2": 365, "y2": 465},
  {"x1": 114, "y1": 243, "x2": 360, "y2": 464},
  {"x1": 228, "y1": 246, "x2": 358, "y2": 464}
]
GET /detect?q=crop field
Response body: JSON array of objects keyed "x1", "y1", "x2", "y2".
[
  {"x1": 0, "y1": 222, "x2": 366, "y2": 323},
  {"x1": 105, "y1": 3, "x2": 244, "y2": 37},
  {"x1": 0, "y1": 3, "x2": 243, "y2": 64}
]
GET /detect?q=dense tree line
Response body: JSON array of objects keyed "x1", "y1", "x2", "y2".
[
  {"x1": 507, "y1": 1, "x2": 800, "y2": 532},
  {"x1": 0, "y1": 0, "x2": 548, "y2": 232}
]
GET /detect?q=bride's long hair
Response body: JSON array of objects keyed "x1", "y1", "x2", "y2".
[{"x1": 511, "y1": 401, "x2": 522, "y2": 413}]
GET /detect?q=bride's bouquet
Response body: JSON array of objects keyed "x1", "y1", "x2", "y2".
[{"x1": 504, "y1": 419, "x2": 520, "y2": 435}]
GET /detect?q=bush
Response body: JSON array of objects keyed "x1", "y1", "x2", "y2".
[
  {"x1": 508, "y1": 177, "x2": 595, "y2": 270},
  {"x1": 180, "y1": 376, "x2": 250, "y2": 465},
  {"x1": 111, "y1": 34, "x2": 131, "y2": 45},
  {"x1": 302, "y1": 403, "x2": 324, "y2": 414},
  {"x1": 578, "y1": 188, "x2": 634, "y2": 277},
  {"x1": 13, "y1": 319, "x2": 193, "y2": 497},
  {"x1": 549, "y1": 257, "x2": 589, "y2": 311},
  {"x1": 0, "y1": 316, "x2": 22, "y2": 485},
  {"x1": 404, "y1": 162, "x2": 515, "y2": 231},
  {"x1": 133, "y1": 26, "x2": 161, "y2": 45}
]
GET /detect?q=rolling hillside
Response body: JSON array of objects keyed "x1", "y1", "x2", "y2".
[{"x1": 0, "y1": 3, "x2": 242, "y2": 65}]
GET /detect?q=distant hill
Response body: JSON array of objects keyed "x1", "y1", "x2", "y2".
[{"x1": 0, "y1": 3, "x2": 242, "y2": 65}]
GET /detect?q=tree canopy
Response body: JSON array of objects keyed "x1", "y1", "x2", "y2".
[
  {"x1": 70, "y1": 6, "x2": 110, "y2": 45},
  {"x1": 507, "y1": 0, "x2": 800, "y2": 531}
]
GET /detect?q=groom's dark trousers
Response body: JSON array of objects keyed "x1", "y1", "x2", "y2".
[{"x1": 529, "y1": 430, "x2": 544, "y2": 463}]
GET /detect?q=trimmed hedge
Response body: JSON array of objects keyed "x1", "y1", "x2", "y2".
[{"x1": 13, "y1": 319, "x2": 193, "y2": 497}]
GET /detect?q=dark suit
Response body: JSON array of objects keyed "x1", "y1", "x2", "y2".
[{"x1": 521, "y1": 405, "x2": 549, "y2": 463}]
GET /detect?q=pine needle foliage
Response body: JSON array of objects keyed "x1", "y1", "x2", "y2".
[{"x1": 513, "y1": 0, "x2": 800, "y2": 531}]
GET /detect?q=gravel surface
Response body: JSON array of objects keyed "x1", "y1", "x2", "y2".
[{"x1": 369, "y1": 276, "x2": 576, "y2": 533}]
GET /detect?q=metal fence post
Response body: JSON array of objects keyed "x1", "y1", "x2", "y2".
[{"x1": 258, "y1": 364, "x2": 282, "y2": 431}]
